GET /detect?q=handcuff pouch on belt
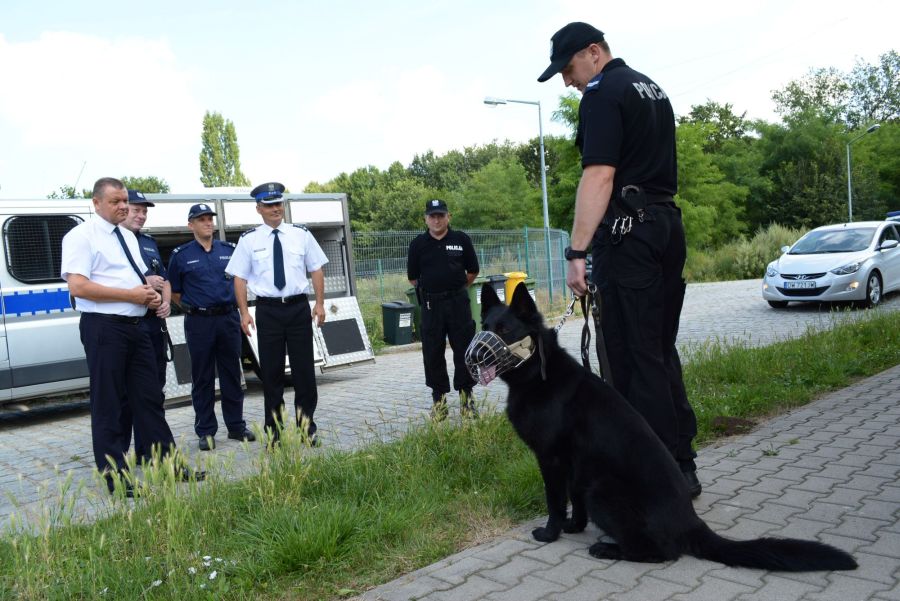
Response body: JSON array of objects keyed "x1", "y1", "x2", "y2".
[{"x1": 609, "y1": 185, "x2": 657, "y2": 244}]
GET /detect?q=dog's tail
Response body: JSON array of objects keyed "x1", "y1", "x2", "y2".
[{"x1": 688, "y1": 524, "x2": 857, "y2": 572}]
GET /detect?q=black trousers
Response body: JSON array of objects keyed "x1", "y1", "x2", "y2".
[
  {"x1": 79, "y1": 313, "x2": 175, "y2": 486},
  {"x1": 256, "y1": 301, "x2": 317, "y2": 436},
  {"x1": 592, "y1": 204, "x2": 698, "y2": 471},
  {"x1": 420, "y1": 288, "x2": 476, "y2": 397},
  {"x1": 133, "y1": 315, "x2": 168, "y2": 460},
  {"x1": 185, "y1": 312, "x2": 246, "y2": 438}
]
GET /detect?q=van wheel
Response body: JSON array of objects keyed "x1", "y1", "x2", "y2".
[{"x1": 767, "y1": 300, "x2": 789, "y2": 309}]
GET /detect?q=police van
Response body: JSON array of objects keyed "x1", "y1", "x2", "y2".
[{"x1": 0, "y1": 193, "x2": 374, "y2": 405}]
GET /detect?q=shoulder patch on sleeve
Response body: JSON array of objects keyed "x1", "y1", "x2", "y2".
[
  {"x1": 226, "y1": 241, "x2": 236, "y2": 248},
  {"x1": 292, "y1": 223, "x2": 309, "y2": 231},
  {"x1": 240, "y1": 227, "x2": 257, "y2": 237}
]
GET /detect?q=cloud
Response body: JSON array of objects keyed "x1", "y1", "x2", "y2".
[{"x1": 0, "y1": 31, "x2": 203, "y2": 193}]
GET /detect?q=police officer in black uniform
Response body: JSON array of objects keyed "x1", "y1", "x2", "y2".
[
  {"x1": 538, "y1": 22, "x2": 701, "y2": 496},
  {"x1": 407, "y1": 199, "x2": 479, "y2": 420},
  {"x1": 226, "y1": 182, "x2": 329, "y2": 445},
  {"x1": 121, "y1": 190, "x2": 171, "y2": 462},
  {"x1": 168, "y1": 203, "x2": 254, "y2": 451}
]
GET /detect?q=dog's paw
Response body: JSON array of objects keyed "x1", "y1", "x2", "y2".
[
  {"x1": 531, "y1": 526, "x2": 561, "y2": 543},
  {"x1": 562, "y1": 518, "x2": 587, "y2": 533},
  {"x1": 588, "y1": 542, "x2": 622, "y2": 560}
]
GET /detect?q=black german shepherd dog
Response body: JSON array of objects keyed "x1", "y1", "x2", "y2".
[{"x1": 473, "y1": 282, "x2": 856, "y2": 571}]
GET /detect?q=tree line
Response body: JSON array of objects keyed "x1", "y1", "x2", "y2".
[
  {"x1": 47, "y1": 51, "x2": 898, "y2": 254},
  {"x1": 307, "y1": 50, "x2": 899, "y2": 251}
]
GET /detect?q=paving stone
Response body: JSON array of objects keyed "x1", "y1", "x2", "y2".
[
  {"x1": 484, "y1": 575, "x2": 567, "y2": 601},
  {"x1": 647, "y1": 556, "x2": 719, "y2": 588},
  {"x1": 429, "y1": 555, "x2": 500, "y2": 586},
  {"x1": 824, "y1": 515, "x2": 892, "y2": 542},
  {"x1": 429, "y1": 575, "x2": 507, "y2": 601},
  {"x1": 358, "y1": 575, "x2": 453, "y2": 601},
  {"x1": 670, "y1": 576, "x2": 756, "y2": 601},
  {"x1": 794, "y1": 475, "x2": 846, "y2": 494},
  {"x1": 806, "y1": 574, "x2": 894, "y2": 601},
  {"x1": 480, "y1": 556, "x2": 551, "y2": 586},
  {"x1": 856, "y1": 530, "x2": 900, "y2": 559},
  {"x1": 733, "y1": 573, "x2": 824, "y2": 601},
  {"x1": 545, "y1": 575, "x2": 626, "y2": 601},
  {"x1": 530, "y1": 554, "x2": 606, "y2": 587}
]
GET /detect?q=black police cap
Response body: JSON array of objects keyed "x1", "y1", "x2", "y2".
[
  {"x1": 250, "y1": 182, "x2": 286, "y2": 204},
  {"x1": 188, "y1": 203, "x2": 217, "y2": 220},
  {"x1": 537, "y1": 22, "x2": 605, "y2": 83},
  {"x1": 424, "y1": 199, "x2": 449, "y2": 215},
  {"x1": 127, "y1": 190, "x2": 155, "y2": 207}
]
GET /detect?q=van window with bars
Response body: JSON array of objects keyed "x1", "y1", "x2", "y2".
[{"x1": 3, "y1": 215, "x2": 83, "y2": 283}]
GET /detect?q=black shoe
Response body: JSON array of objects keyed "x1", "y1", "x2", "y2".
[
  {"x1": 198, "y1": 435, "x2": 215, "y2": 451},
  {"x1": 683, "y1": 469, "x2": 702, "y2": 498},
  {"x1": 460, "y1": 389, "x2": 478, "y2": 419},
  {"x1": 177, "y1": 467, "x2": 206, "y2": 482},
  {"x1": 307, "y1": 432, "x2": 321, "y2": 448},
  {"x1": 227, "y1": 428, "x2": 256, "y2": 442},
  {"x1": 430, "y1": 394, "x2": 448, "y2": 422}
]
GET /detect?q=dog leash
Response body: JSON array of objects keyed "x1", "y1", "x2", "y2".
[{"x1": 579, "y1": 284, "x2": 614, "y2": 386}]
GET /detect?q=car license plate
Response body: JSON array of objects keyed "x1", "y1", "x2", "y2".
[{"x1": 785, "y1": 281, "x2": 817, "y2": 289}]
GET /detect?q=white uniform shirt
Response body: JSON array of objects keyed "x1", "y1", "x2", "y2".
[
  {"x1": 225, "y1": 222, "x2": 328, "y2": 297},
  {"x1": 61, "y1": 215, "x2": 150, "y2": 317}
]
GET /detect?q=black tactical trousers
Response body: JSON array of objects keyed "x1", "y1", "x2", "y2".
[
  {"x1": 592, "y1": 204, "x2": 698, "y2": 471},
  {"x1": 420, "y1": 288, "x2": 476, "y2": 397}
]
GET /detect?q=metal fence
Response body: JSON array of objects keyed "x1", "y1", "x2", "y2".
[{"x1": 351, "y1": 227, "x2": 571, "y2": 311}]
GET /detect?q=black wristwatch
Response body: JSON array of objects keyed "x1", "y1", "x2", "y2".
[{"x1": 564, "y1": 246, "x2": 588, "y2": 261}]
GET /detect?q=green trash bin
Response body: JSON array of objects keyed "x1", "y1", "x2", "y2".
[
  {"x1": 382, "y1": 301, "x2": 415, "y2": 345},
  {"x1": 405, "y1": 287, "x2": 421, "y2": 341},
  {"x1": 467, "y1": 276, "x2": 487, "y2": 330}
]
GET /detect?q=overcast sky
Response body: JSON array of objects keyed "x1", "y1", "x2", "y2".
[{"x1": 0, "y1": 0, "x2": 896, "y2": 198}]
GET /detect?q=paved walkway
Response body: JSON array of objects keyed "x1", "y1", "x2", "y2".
[
  {"x1": 358, "y1": 364, "x2": 900, "y2": 601},
  {"x1": 1, "y1": 280, "x2": 898, "y2": 599}
]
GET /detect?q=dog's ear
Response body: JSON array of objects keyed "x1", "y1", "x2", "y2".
[
  {"x1": 480, "y1": 282, "x2": 501, "y2": 317},
  {"x1": 509, "y1": 282, "x2": 537, "y2": 318}
]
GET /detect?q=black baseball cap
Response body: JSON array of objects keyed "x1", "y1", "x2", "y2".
[
  {"x1": 537, "y1": 22, "x2": 605, "y2": 83},
  {"x1": 424, "y1": 199, "x2": 449, "y2": 215},
  {"x1": 127, "y1": 190, "x2": 155, "y2": 207}
]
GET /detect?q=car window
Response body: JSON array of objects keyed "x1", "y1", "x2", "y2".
[
  {"x1": 790, "y1": 228, "x2": 876, "y2": 254},
  {"x1": 880, "y1": 225, "x2": 900, "y2": 245}
]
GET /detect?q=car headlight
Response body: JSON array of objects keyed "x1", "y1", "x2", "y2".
[
  {"x1": 766, "y1": 265, "x2": 778, "y2": 278},
  {"x1": 830, "y1": 261, "x2": 863, "y2": 275}
]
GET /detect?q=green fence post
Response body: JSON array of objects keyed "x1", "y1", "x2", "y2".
[
  {"x1": 377, "y1": 259, "x2": 384, "y2": 303},
  {"x1": 523, "y1": 226, "x2": 531, "y2": 282}
]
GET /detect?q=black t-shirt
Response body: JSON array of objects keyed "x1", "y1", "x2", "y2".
[
  {"x1": 407, "y1": 228, "x2": 479, "y2": 293},
  {"x1": 576, "y1": 58, "x2": 677, "y2": 197}
]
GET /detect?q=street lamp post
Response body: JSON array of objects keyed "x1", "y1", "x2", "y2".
[
  {"x1": 484, "y1": 96, "x2": 554, "y2": 302},
  {"x1": 846, "y1": 123, "x2": 880, "y2": 223}
]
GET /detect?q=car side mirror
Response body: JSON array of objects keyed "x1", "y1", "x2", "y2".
[
  {"x1": 878, "y1": 239, "x2": 899, "y2": 251},
  {"x1": 780, "y1": 245, "x2": 790, "y2": 254}
]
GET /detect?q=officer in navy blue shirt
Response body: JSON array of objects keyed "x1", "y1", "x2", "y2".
[
  {"x1": 168, "y1": 203, "x2": 254, "y2": 451},
  {"x1": 121, "y1": 190, "x2": 172, "y2": 462},
  {"x1": 538, "y1": 22, "x2": 701, "y2": 497},
  {"x1": 407, "y1": 199, "x2": 479, "y2": 420}
]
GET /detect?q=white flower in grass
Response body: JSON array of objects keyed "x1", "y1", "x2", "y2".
[
  {"x1": 209, "y1": 571, "x2": 217, "y2": 580},
  {"x1": 203, "y1": 555, "x2": 211, "y2": 561},
  {"x1": 188, "y1": 567, "x2": 196, "y2": 575},
  {"x1": 215, "y1": 557, "x2": 222, "y2": 563},
  {"x1": 200, "y1": 583, "x2": 207, "y2": 589},
  {"x1": 151, "y1": 580, "x2": 162, "y2": 587}
]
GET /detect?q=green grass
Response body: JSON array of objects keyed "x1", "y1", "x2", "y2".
[{"x1": 2, "y1": 307, "x2": 899, "y2": 600}]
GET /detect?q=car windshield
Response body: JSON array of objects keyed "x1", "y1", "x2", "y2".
[{"x1": 789, "y1": 228, "x2": 876, "y2": 254}]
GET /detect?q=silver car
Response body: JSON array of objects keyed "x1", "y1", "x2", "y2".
[{"x1": 762, "y1": 221, "x2": 900, "y2": 308}]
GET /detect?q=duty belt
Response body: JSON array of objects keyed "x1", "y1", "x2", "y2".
[
  {"x1": 606, "y1": 185, "x2": 675, "y2": 244},
  {"x1": 421, "y1": 288, "x2": 465, "y2": 300},
  {"x1": 183, "y1": 303, "x2": 236, "y2": 316},
  {"x1": 255, "y1": 294, "x2": 308, "y2": 306}
]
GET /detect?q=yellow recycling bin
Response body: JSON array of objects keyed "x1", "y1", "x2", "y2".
[{"x1": 504, "y1": 272, "x2": 528, "y2": 305}]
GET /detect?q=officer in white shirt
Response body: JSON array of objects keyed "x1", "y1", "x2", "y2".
[
  {"x1": 61, "y1": 177, "x2": 202, "y2": 495},
  {"x1": 226, "y1": 182, "x2": 328, "y2": 445}
]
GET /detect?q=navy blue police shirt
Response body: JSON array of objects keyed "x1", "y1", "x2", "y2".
[
  {"x1": 576, "y1": 58, "x2": 677, "y2": 196},
  {"x1": 407, "y1": 228, "x2": 479, "y2": 293},
  {"x1": 137, "y1": 233, "x2": 168, "y2": 279},
  {"x1": 168, "y1": 239, "x2": 237, "y2": 308}
]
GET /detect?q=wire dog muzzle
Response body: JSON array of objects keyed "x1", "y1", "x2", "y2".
[{"x1": 465, "y1": 330, "x2": 536, "y2": 386}]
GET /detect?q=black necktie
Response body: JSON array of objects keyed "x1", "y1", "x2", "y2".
[
  {"x1": 113, "y1": 226, "x2": 147, "y2": 285},
  {"x1": 272, "y1": 229, "x2": 286, "y2": 290}
]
